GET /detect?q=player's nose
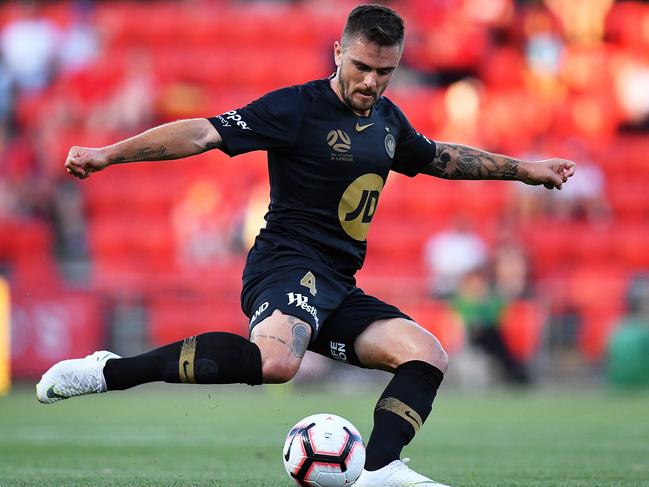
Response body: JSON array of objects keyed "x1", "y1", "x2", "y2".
[{"x1": 362, "y1": 73, "x2": 377, "y2": 91}]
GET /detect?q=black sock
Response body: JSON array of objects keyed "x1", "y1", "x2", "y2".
[
  {"x1": 103, "y1": 332, "x2": 263, "y2": 390},
  {"x1": 364, "y1": 360, "x2": 444, "y2": 471}
]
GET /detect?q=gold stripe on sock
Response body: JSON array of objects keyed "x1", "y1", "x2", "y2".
[
  {"x1": 376, "y1": 397, "x2": 422, "y2": 433},
  {"x1": 178, "y1": 336, "x2": 197, "y2": 384}
]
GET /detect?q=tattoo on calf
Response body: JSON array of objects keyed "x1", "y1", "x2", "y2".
[{"x1": 291, "y1": 323, "x2": 310, "y2": 359}]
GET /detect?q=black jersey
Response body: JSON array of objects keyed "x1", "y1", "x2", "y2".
[{"x1": 208, "y1": 78, "x2": 436, "y2": 278}]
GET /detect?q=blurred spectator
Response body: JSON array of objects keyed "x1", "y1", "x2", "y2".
[
  {"x1": 452, "y1": 269, "x2": 531, "y2": 385},
  {"x1": 546, "y1": 158, "x2": 610, "y2": 223},
  {"x1": 424, "y1": 217, "x2": 488, "y2": 297},
  {"x1": 234, "y1": 184, "x2": 269, "y2": 253},
  {"x1": 172, "y1": 181, "x2": 235, "y2": 269},
  {"x1": 606, "y1": 273, "x2": 649, "y2": 388},
  {"x1": 59, "y1": 2, "x2": 99, "y2": 75},
  {"x1": 437, "y1": 78, "x2": 483, "y2": 146},
  {"x1": 86, "y1": 49, "x2": 155, "y2": 136},
  {"x1": 50, "y1": 180, "x2": 89, "y2": 266},
  {"x1": 0, "y1": 2, "x2": 61, "y2": 93},
  {"x1": 512, "y1": 140, "x2": 610, "y2": 224},
  {"x1": 524, "y1": 8, "x2": 563, "y2": 79},
  {"x1": 492, "y1": 218, "x2": 531, "y2": 299},
  {"x1": 543, "y1": 0, "x2": 614, "y2": 46},
  {"x1": 613, "y1": 53, "x2": 649, "y2": 130},
  {"x1": 0, "y1": 55, "x2": 13, "y2": 128}
]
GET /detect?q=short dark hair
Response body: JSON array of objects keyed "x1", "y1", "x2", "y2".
[{"x1": 342, "y1": 4, "x2": 405, "y2": 49}]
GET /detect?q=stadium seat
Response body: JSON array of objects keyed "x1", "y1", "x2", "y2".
[
  {"x1": 605, "y1": 2, "x2": 649, "y2": 50},
  {"x1": 579, "y1": 308, "x2": 622, "y2": 362},
  {"x1": 613, "y1": 224, "x2": 649, "y2": 269},
  {"x1": 88, "y1": 214, "x2": 176, "y2": 292},
  {"x1": 565, "y1": 265, "x2": 628, "y2": 316},
  {"x1": 608, "y1": 182, "x2": 649, "y2": 223},
  {"x1": 404, "y1": 300, "x2": 465, "y2": 356},
  {"x1": 0, "y1": 218, "x2": 58, "y2": 289},
  {"x1": 500, "y1": 300, "x2": 544, "y2": 362},
  {"x1": 148, "y1": 294, "x2": 247, "y2": 345},
  {"x1": 11, "y1": 288, "x2": 105, "y2": 378}
]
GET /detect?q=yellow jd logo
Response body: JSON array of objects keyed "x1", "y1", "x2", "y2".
[{"x1": 338, "y1": 174, "x2": 384, "y2": 241}]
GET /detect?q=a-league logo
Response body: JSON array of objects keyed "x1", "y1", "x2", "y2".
[{"x1": 327, "y1": 130, "x2": 351, "y2": 153}]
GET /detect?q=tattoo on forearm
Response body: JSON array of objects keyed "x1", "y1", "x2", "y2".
[
  {"x1": 290, "y1": 321, "x2": 310, "y2": 359},
  {"x1": 111, "y1": 155, "x2": 127, "y2": 164},
  {"x1": 425, "y1": 143, "x2": 519, "y2": 180},
  {"x1": 251, "y1": 334, "x2": 288, "y2": 346},
  {"x1": 133, "y1": 145, "x2": 170, "y2": 160}
]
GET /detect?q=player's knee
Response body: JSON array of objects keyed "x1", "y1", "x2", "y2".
[
  {"x1": 261, "y1": 357, "x2": 300, "y2": 384},
  {"x1": 393, "y1": 333, "x2": 448, "y2": 373}
]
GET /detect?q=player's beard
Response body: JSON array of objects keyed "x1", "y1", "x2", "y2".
[{"x1": 338, "y1": 63, "x2": 379, "y2": 114}]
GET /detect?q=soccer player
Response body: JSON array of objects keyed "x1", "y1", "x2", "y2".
[{"x1": 37, "y1": 5, "x2": 576, "y2": 486}]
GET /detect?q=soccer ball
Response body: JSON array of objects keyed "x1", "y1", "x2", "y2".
[{"x1": 282, "y1": 413, "x2": 366, "y2": 487}]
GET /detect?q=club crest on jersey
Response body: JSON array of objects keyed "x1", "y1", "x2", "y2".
[
  {"x1": 327, "y1": 130, "x2": 353, "y2": 162},
  {"x1": 384, "y1": 133, "x2": 396, "y2": 158}
]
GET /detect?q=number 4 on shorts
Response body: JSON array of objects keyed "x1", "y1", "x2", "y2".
[{"x1": 300, "y1": 271, "x2": 317, "y2": 296}]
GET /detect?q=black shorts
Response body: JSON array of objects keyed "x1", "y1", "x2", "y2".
[{"x1": 241, "y1": 264, "x2": 411, "y2": 367}]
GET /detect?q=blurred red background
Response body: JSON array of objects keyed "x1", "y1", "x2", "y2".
[{"x1": 1, "y1": 0, "x2": 648, "y2": 382}]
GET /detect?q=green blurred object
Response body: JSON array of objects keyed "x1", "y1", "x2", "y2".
[{"x1": 607, "y1": 319, "x2": 649, "y2": 388}]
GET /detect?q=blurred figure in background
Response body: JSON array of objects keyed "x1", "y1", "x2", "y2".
[
  {"x1": 452, "y1": 268, "x2": 531, "y2": 386},
  {"x1": 172, "y1": 181, "x2": 234, "y2": 268},
  {"x1": 0, "y1": 2, "x2": 61, "y2": 93},
  {"x1": 492, "y1": 217, "x2": 531, "y2": 300},
  {"x1": 423, "y1": 216, "x2": 488, "y2": 298},
  {"x1": 606, "y1": 273, "x2": 649, "y2": 389}
]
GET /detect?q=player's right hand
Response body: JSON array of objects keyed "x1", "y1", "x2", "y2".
[{"x1": 65, "y1": 146, "x2": 110, "y2": 180}]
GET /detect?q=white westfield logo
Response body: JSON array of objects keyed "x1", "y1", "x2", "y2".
[
  {"x1": 287, "y1": 293, "x2": 308, "y2": 306},
  {"x1": 286, "y1": 293, "x2": 319, "y2": 328}
]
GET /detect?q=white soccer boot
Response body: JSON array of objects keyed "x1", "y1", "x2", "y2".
[
  {"x1": 36, "y1": 350, "x2": 121, "y2": 404},
  {"x1": 353, "y1": 458, "x2": 450, "y2": 487}
]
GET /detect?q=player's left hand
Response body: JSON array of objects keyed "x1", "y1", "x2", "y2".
[{"x1": 520, "y1": 159, "x2": 576, "y2": 190}]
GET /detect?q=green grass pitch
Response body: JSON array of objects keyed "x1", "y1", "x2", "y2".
[{"x1": 1, "y1": 383, "x2": 648, "y2": 486}]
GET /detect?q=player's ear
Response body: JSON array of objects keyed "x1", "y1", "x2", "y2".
[{"x1": 334, "y1": 41, "x2": 343, "y2": 66}]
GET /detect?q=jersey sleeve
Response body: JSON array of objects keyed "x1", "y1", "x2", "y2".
[
  {"x1": 207, "y1": 86, "x2": 306, "y2": 157},
  {"x1": 391, "y1": 106, "x2": 437, "y2": 177}
]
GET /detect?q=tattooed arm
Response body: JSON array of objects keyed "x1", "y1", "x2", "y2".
[
  {"x1": 423, "y1": 142, "x2": 576, "y2": 190},
  {"x1": 64, "y1": 118, "x2": 223, "y2": 179}
]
